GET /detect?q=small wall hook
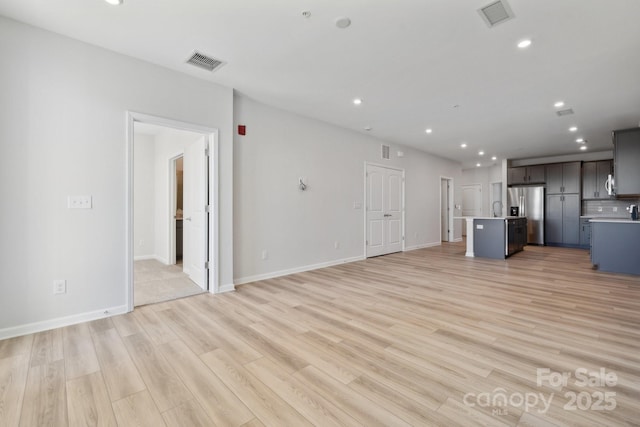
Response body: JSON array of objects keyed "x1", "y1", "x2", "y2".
[{"x1": 299, "y1": 177, "x2": 307, "y2": 191}]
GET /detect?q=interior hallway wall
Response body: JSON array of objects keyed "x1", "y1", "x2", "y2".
[
  {"x1": 0, "y1": 16, "x2": 233, "y2": 334},
  {"x1": 233, "y1": 95, "x2": 463, "y2": 283}
]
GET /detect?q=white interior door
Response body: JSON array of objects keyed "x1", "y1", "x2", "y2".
[
  {"x1": 366, "y1": 164, "x2": 403, "y2": 257},
  {"x1": 183, "y1": 136, "x2": 207, "y2": 290}
]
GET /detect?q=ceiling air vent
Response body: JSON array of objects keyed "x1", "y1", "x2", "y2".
[
  {"x1": 478, "y1": 0, "x2": 515, "y2": 28},
  {"x1": 381, "y1": 145, "x2": 390, "y2": 160},
  {"x1": 186, "y1": 51, "x2": 225, "y2": 72},
  {"x1": 556, "y1": 108, "x2": 575, "y2": 117}
]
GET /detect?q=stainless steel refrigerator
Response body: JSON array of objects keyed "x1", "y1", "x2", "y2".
[{"x1": 507, "y1": 186, "x2": 545, "y2": 245}]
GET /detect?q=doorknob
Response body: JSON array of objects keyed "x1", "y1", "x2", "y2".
[{"x1": 184, "y1": 217, "x2": 192, "y2": 221}]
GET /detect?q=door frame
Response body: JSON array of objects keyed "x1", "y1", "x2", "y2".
[
  {"x1": 363, "y1": 162, "x2": 405, "y2": 258},
  {"x1": 168, "y1": 154, "x2": 184, "y2": 267},
  {"x1": 440, "y1": 176, "x2": 454, "y2": 243},
  {"x1": 126, "y1": 111, "x2": 219, "y2": 312}
]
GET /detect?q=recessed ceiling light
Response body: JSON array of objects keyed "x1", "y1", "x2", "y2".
[
  {"x1": 576, "y1": 138, "x2": 584, "y2": 143},
  {"x1": 104, "y1": 0, "x2": 123, "y2": 4},
  {"x1": 580, "y1": 146, "x2": 588, "y2": 151},
  {"x1": 478, "y1": 151, "x2": 485, "y2": 156},
  {"x1": 569, "y1": 126, "x2": 578, "y2": 132},
  {"x1": 353, "y1": 98, "x2": 362, "y2": 105},
  {"x1": 425, "y1": 128, "x2": 432, "y2": 134},
  {"x1": 517, "y1": 39, "x2": 532, "y2": 49},
  {"x1": 461, "y1": 143, "x2": 467, "y2": 148},
  {"x1": 554, "y1": 101, "x2": 565, "y2": 108},
  {"x1": 491, "y1": 156, "x2": 497, "y2": 161},
  {"x1": 476, "y1": 163, "x2": 481, "y2": 167}
]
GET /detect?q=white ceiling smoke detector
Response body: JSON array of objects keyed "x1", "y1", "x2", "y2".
[
  {"x1": 335, "y1": 17, "x2": 351, "y2": 29},
  {"x1": 478, "y1": 0, "x2": 515, "y2": 28},
  {"x1": 104, "y1": 0, "x2": 123, "y2": 4}
]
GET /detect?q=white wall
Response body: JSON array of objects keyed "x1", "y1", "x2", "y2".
[
  {"x1": 0, "y1": 16, "x2": 234, "y2": 334},
  {"x1": 459, "y1": 164, "x2": 502, "y2": 217},
  {"x1": 233, "y1": 95, "x2": 463, "y2": 282},
  {"x1": 133, "y1": 134, "x2": 156, "y2": 259}
]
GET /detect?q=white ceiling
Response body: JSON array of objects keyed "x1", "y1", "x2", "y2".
[{"x1": 2, "y1": 0, "x2": 640, "y2": 168}]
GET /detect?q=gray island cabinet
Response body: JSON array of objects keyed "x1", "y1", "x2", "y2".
[
  {"x1": 590, "y1": 219, "x2": 640, "y2": 275},
  {"x1": 474, "y1": 217, "x2": 527, "y2": 259}
]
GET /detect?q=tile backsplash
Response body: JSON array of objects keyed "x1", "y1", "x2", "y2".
[{"x1": 582, "y1": 198, "x2": 640, "y2": 217}]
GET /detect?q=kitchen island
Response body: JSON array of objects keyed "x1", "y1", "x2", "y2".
[
  {"x1": 456, "y1": 216, "x2": 527, "y2": 259},
  {"x1": 590, "y1": 218, "x2": 640, "y2": 275}
]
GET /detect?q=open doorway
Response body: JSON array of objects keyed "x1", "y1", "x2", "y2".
[
  {"x1": 127, "y1": 112, "x2": 219, "y2": 310},
  {"x1": 440, "y1": 177, "x2": 454, "y2": 242}
]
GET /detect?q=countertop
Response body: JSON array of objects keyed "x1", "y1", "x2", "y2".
[
  {"x1": 580, "y1": 215, "x2": 628, "y2": 219},
  {"x1": 589, "y1": 218, "x2": 639, "y2": 224},
  {"x1": 459, "y1": 216, "x2": 523, "y2": 220}
]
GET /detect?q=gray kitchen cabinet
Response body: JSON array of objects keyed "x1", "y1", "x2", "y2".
[
  {"x1": 582, "y1": 160, "x2": 612, "y2": 199},
  {"x1": 546, "y1": 162, "x2": 580, "y2": 194},
  {"x1": 579, "y1": 217, "x2": 591, "y2": 248},
  {"x1": 545, "y1": 194, "x2": 580, "y2": 246},
  {"x1": 613, "y1": 128, "x2": 640, "y2": 196},
  {"x1": 507, "y1": 165, "x2": 545, "y2": 185},
  {"x1": 591, "y1": 221, "x2": 640, "y2": 274}
]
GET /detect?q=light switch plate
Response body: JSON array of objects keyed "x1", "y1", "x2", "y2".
[
  {"x1": 477, "y1": 224, "x2": 484, "y2": 229},
  {"x1": 68, "y1": 195, "x2": 92, "y2": 209}
]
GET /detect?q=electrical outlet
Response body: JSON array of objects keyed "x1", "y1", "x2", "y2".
[
  {"x1": 613, "y1": 207, "x2": 618, "y2": 212},
  {"x1": 68, "y1": 195, "x2": 92, "y2": 209},
  {"x1": 261, "y1": 250, "x2": 268, "y2": 260},
  {"x1": 598, "y1": 207, "x2": 603, "y2": 212},
  {"x1": 334, "y1": 241, "x2": 340, "y2": 249},
  {"x1": 53, "y1": 279, "x2": 66, "y2": 295}
]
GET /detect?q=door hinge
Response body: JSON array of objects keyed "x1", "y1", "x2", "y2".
[
  {"x1": 205, "y1": 204, "x2": 212, "y2": 213},
  {"x1": 402, "y1": 236, "x2": 405, "y2": 241},
  {"x1": 205, "y1": 261, "x2": 210, "y2": 269},
  {"x1": 366, "y1": 240, "x2": 369, "y2": 245},
  {"x1": 205, "y1": 145, "x2": 211, "y2": 157}
]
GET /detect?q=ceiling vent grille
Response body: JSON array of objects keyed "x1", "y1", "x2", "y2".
[
  {"x1": 381, "y1": 145, "x2": 390, "y2": 160},
  {"x1": 478, "y1": 0, "x2": 515, "y2": 27},
  {"x1": 186, "y1": 51, "x2": 225, "y2": 72},
  {"x1": 556, "y1": 108, "x2": 575, "y2": 117}
]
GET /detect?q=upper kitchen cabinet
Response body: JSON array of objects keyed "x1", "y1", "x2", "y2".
[
  {"x1": 613, "y1": 128, "x2": 640, "y2": 196},
  {"x1": 546, "y1": 162, "x2": 580, "y2": 194},
  {"x1": 507, "y1": 165, "x2": 545, "y2": 185},
  {"x1": 582, "y1": 160, "x2": 613, "y2": 200}
]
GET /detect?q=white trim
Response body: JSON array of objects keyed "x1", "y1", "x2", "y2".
[
  {"x1": 404, "y1": 241, "x2": 442, "y2": 251},
  {"x1": 217, "y1": 283, "x2": 236, "y2": 293},
  {"x1": 234, "y1": 255, "x2": 365, "y2": 285},
  {"x1": 0, "y1": 305, "x2": 128, "y2": 340},
  {"x1": 133, "y1": 254, "x2": 156, "y2": 261},
  {"x1": 127, "y1": 111, "x2": 220, "y2": 313}
]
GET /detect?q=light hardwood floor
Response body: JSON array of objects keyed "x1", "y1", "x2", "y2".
[
  {"x1": 1, "y1": 242, "x2": 640, "y2": 426},
  {"x1": 134, "y1": 259, "x2": 204, "y2": 306}
]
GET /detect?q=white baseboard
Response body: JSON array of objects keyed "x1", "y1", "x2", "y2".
[
  {"x1": 217, "y1": 283, "x2": 235, "y2": 293},
  {"x1": 234, "y1": 255, "x2": 365, "y2": 285},
  {"x1": 0, "y1": 304, "x2": 129, "y2": 340},
  {"x1": 134, "y1": 254, "x2": 156, "y2": 261},
  {"x1": 452, "y1": 237, "x2": 463, "y2": 242},
  {"x1": 404, "y1": 241, "x2": 441, "y2": 251}
]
